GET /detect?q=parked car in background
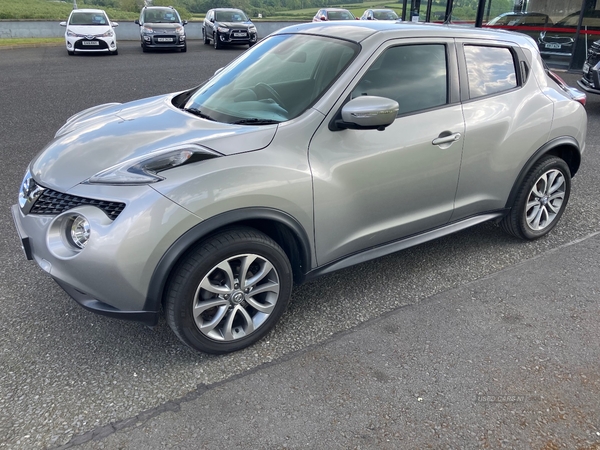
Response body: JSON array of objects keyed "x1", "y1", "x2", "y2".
[
  {"x1": 313, "y1": 8, "x2": 356, "y2": 21},
  {"x1": 60, "y1": 8, "x2": 118, "y2": 55},
  {"x1": 486, "y1": 11, "x2": 553, "y2": 27},
  {"x1": 538, "y1": 9, "x2": 600, "y2": 57},
  {"x1": 578, "y1": 39, "x2": 600, "y2": 94},
  {"x1": 134, "y1": 5, "x2": 187, "y2": 52},
  {"x1": 203, "y1": 8, "x2": 257, "y2": 49},
  {"x1": 13, "y1": 22, "x2": 587, "y2": 355},
  {"x1": 359, "y1": 9, "x2": 400, "y2": 21}
]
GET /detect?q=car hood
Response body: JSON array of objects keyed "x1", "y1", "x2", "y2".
[
  {"x1": 218, "y1": 21, "x2": 254, "y2": 29},
  {"x1": 31, "y1": 94, "x2": 277, "y2": 191},
  {"x1": 67, "y1": 25, "x2": 111, "y2": 36},
  {"x1": 145, "y1": 22, "x2": 183, "y2": 30}
]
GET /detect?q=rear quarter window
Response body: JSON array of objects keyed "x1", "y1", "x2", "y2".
[{"x1": 464, "y1": 45, "x2": 517, "y2": 99}]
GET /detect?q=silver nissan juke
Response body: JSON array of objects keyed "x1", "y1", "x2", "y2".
[{"x1": 12, "y1": 22, "x2": 587, "y2": 354}]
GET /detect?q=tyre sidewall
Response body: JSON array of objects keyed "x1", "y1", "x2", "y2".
[
  {"x1": 167, "y1": 230, "x2": 293, "y2": 354},
  {"x1": 514, "y1": 156, "x2": 571, "y2": 240}
]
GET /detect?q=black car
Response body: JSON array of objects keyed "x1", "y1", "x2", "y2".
[
  {"x1": 135, "y1": 6, "x2": 187, "y2": 52},
  {"x1": 538, "y1": 10, "x2": 600, "y2": 58},
  {"x1": 486, "y1": 12, "x2": 553, "y2": 27},
  {"x1": 203, "y1": 8, "x2": 257, "y2": 49},
  {"x1": 578, "y1": 39, "x2": 600, "y2": 94}
]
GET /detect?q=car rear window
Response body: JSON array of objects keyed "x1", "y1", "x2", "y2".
[{"x1": 464, "y1": 45, "x2": 517, "y2": 98}]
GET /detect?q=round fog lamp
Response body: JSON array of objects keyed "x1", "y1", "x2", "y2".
[{"x1": 69, "y1": 215, "x2": 90, "y2": 249}]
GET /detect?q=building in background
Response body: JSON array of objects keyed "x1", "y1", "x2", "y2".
[{"x1": 397, "y1": 0, "x2": 599, "y2": 70}]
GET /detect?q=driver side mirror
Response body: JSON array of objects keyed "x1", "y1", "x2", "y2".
[
  {"x1": 332, "y1": 96, "x2": 399, "y2": 131},
  {"x1": 60, "y1": 21, "x2": 67, "y2": 27},
  {"x1": 134, "y1": 19, "x2": 140, "y2": 25}
]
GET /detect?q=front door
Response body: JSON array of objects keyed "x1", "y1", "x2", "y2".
[{"x1": 309, "y1": 40, "x2": 465, "y2": 265}]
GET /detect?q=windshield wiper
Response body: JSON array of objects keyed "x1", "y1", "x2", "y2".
[
  {"x1": 184, "y1": 108, "x2": 215, "y2": 121},
  {"x1": 232, "y1": 118, "x2": 281, "y2": 125}
]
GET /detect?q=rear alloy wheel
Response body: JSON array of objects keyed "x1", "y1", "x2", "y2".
[
  {"x1": 501, "y1": 156, "x2": 571, "y2": 240},
  {"x1": 165, "y1": 228, "x2": 293, "y2": 354}
]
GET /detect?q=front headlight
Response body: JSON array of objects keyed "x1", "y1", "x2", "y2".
[
  {"x1": 99, "y1": 29, "x2": 114, "y2": 38},
  {"x1": 249, "y1": 26, "x2": 257, "y2": 32},
  {"x1": 142, "y1": 25, "x2": 154, "y2": 34},
  {"x1": 217, "y1": 26, "x2": 230, "y2": 33},
  {"x1": 175, "y1": 25, "x2": 184, "y2": 34},
  {"x1": 19, "y1": 168, "x2": 45, "y2": 214},
  {"x1": 67, "y1": 30, "x2": 78, "y2": 37},
  {"x1": 85, "y1": 145, "x2": 220, "y2": 185}
]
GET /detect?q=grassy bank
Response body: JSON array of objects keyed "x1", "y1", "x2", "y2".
[{"x1": 0, "y1": 37, "x2": 63, "y2": 46}]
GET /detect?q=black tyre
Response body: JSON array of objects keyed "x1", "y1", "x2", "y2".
[
  {"x1": 142, "y1": 42, "x2": 148, "y2": 53},
  {"x1": 165, "y1": 228, "x2": 293, "y2": 354},
  {"x1": 203, "y1": 29, "x2": 209, "y2": 45},
  {"x1": 501, "y1": 156, "x2": 571, "y2": 240},
  {"x1": 111, "y1": 49, "x2": 118, "y2": 55},
  {"x1": 213, "y1": 33, "x2": 221, "y2": 49},
  {"x1": 181, "y1": 43, "x2": 187, "y2": 53},
  {"x1": 67, "y1": 50, "x2": 74, "y2": 56}
]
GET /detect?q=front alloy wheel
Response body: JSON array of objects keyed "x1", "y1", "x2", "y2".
[
  {"x1": 165, "y1": 228, "x2": 292, "y2": 354},
  {"x1": 213, "y1": 32, "x2": 221, "y2": 49},
  {"x1": 501, "y1": 156, "x2": 571, "y2": 240}
]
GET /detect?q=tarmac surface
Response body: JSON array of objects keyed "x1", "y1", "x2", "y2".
[
  {"x1": 0, "y1": 42, "x2": 599, "y2": 449},
  {"x1": 73, "y1": 231, "x2": 600, "y2": 449}
]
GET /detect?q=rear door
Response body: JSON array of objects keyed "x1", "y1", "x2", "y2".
[{"x1": 451, "y1": 40, "x2": 554, "y2": 220}]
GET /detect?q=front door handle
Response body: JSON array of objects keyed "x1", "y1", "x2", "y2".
[{"x1": 432, "y1": 132, "x2": 461, "y2": 146}]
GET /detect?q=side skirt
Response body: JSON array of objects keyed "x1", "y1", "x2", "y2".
[{"x1": 303, "y1": 211, "x2": 506, "y2": 283}]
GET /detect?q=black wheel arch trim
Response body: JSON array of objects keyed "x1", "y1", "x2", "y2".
[
  {"x1": 144, "y1": 207, "x2": 312, "y2": 313},
  {"x1": 505, "y1": 136, "x2": 581, "y2": 209}
]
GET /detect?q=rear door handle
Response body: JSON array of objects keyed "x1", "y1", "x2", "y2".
[{"x1": 432, "y1": 132, "x2": 461, "y2": 146}]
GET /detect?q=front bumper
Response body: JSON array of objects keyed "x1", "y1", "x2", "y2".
[
  {"x1": 11, "y1": 183, "x2": 201, "y2": 324},
  {"x1": 54, "y1": 277, "x2": 159, "y2": 326},
  {"x1": 66, "y1": 36, "x2": 117, "y2": 53},
  {"x1": 577, "y1": 61, "x2": 600, "y2": 95},
  {"x1": 216, "y1": 30, "x2": 257, "y2": 45},
  {"x1": 142, "y1": 34, "x2": 186, "y2": 48}
]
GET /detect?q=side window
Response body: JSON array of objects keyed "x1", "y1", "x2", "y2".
[
  {"x1": 351, "y1": 44, "x2": 448, "y2": 116},
  {"x1": 464, "y1": 45, "x2": 517, "y2": 99}
]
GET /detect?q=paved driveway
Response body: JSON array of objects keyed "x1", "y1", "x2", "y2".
[{"x1": 0, "y1": 42, "x2": 598, "y2": 449}]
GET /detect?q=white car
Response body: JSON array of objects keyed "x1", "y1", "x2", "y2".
[{"x1": 60, "y1": 9, "x2": 118, "y2": 56}]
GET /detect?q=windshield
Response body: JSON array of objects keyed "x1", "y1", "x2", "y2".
[
  {"x1": 183, "y1": 34, "x2": 359, "y2": 124},
  {"x1": 215, "y1": 10, "x2": 249, "y2": 22},
  {"x1": 69, "y1": 12, "x2": 109, "y2": 26},
  {"x1": 328, "y1": 10, "x2": 355, "y2": 20},
  {"x1": 374, "y1": 10, "x2": 399, "y2": 20},
  {"x1": 144, "y1": 8, "x2": 180, "y2": 23}
]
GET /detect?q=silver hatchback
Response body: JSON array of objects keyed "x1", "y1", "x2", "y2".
[{"x1": 12, "y1": 22, "x2": 587, "y2": 354}]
